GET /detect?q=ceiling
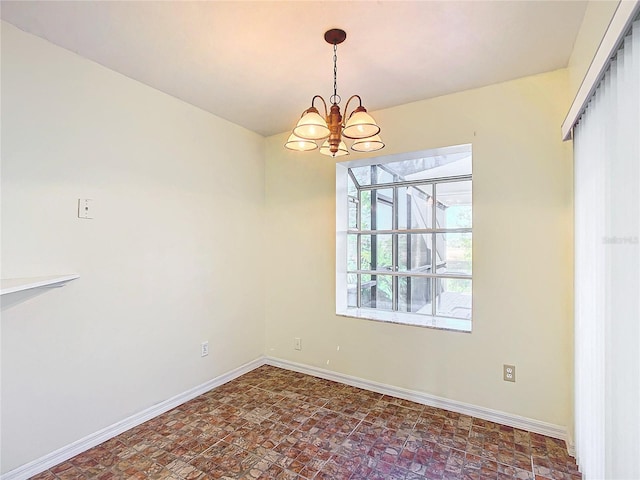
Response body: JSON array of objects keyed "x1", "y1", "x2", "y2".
[{"x1": 1, "y1": 1, "x2": 587, "y2": 137}]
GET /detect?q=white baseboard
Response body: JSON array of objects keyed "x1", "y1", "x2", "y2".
[
  {"x1": 4, "y1": 355, "x2": 571, "y2": 480},
  {"x1": 265, "y1": 356, "x2": 569, "y2": 443},
  {"x1": 1, "y1": 356, "x2": 265, "y2": 480}
]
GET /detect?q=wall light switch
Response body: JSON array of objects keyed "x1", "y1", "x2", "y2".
[{"x1": 78, "y1": 199, "x2": 93, "y2": 219}]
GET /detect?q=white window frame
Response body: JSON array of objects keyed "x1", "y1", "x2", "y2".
[{"x1": 336, "y1": 144, "x2": 472, "y2": 332}]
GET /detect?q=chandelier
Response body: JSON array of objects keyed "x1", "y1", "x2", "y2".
[{"x1": 285, "y1": 29, "x2": 385, "y2": 157}]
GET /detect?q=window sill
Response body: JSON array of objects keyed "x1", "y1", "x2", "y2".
[{"x1": 336, "y1": 307, "x2": 471, "y2": 333}]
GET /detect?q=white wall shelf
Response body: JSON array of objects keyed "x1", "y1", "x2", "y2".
[{"x1": 1, "y1": 274, "x2": 79, "y2": 296}]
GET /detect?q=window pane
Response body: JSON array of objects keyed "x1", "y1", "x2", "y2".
[
  {"x1": 347, "y1": 234, "x2": 358, "y2": 272},
  {"x1": 398, "y1": 187, "x2": 407, "y2": 229},
  {"x1": 348, "y1": 196, "x2": 358, "y2": 229},
  {"x1": 360, "y1": 274, "x2": 374, "y2": 308},
  {"x1": 360, "y1": 234, "x2": 393, "y2": 271},
  {"x1": 435, "y1": 202, "x2": 446, "y2": 229},
  {"x1": 360, "y1": 190, "x2": 371, "y2": 230},
  {"x1": 398, "y1": 185, "x2": 433, "y2": 229},
  {"x1": 398, "y1": 233, "x2": 433, "y2": 272},
  {"x1": 347, "y1": 273, "x2": 358, "y2": 307},
  {"x1": 436, "y1": 181, "x2": 472, "y2": 228},
  {"x1": 435, "y1": 278, "x2": 472, "y2": 319},
  {"x1": 359, "y1": 188, "x2": 394, "y2": 231},
  {"x1": 348, "y1": 173, "x2": 357, "y2": 196},
  {"x1": 435, "y1": 233, "x2": 472, "y2": 275},
  {"x1": 373, "y1": 275, "x2": 393, "y2": 310},
  {"x1": 360, "y1": 235, "x2": 371, "y2": 270},
  {"x1": 375, "y1": 167, "x2": 394, "y2": 184},
  {"x1": 398, "y1": 276, "x2": 433, "y2": 314},
  {"x1": 389, "y1": 152, "x2": 472, "y2": 181},
  {"x1": 375, "y1": 188, "x2": 393, "y2": 230},
  {"x1": 348, "y1": 151, "x2": 471, "y2": 185},
  {"x1": 376, "y1": 235, "x2": 393, "y2": 271},
  {"x1": 376, "y1": 201, "x2": 393, "y2": 231},
  {"x1": 350, "y1": 166, "x2": 371, "y2": 186}
]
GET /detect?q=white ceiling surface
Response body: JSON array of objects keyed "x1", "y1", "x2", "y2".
[{"x1": 1, "y1": 1, "x2": 587, "y2": 137}]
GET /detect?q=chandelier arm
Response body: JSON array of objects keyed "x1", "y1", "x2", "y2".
[
  {"x1": 311, "y1": 95, "x2": 329, "y2": 118},
  {"x1": 343, "y1": 95, "x2": 363, "y2": 121}
]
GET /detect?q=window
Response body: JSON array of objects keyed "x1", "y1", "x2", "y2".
[{"x1": 336, "y1": 145, "x2": 472, "y2": 331}]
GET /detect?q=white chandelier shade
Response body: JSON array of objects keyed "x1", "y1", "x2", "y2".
[
  {"x1": 284, "y1": 133, "x2": 318, "y2": 152},
  {"x1": 343, "y1": 109, "x2": 381, "y2": 139},
  {"x1": 320, "y1": 140, "x2": 349, "y2": 157},
  {"x1": 351, "y1": 134, "x2": 385, "y2": 153},
  {"x1": 292, "y1": 108, "x2": 330, "y2": 141}
]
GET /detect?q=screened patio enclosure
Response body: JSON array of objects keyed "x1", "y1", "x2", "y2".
[{"x1": 346, "y1": 150, "x2": 472, "y2": 322}]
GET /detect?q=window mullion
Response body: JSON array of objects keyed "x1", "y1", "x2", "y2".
[
  {"x1": 371, "y1": 166, "x2": 377, "y2": 308},
  {"x1": 357, "y1": 185, "x2": 362, "y2": 308},
  {"x1": 356, "y1": 174, "x2": 472, "y2": 191},
  {"x1": 407, "y1": 188, "x2": 413, "y2": 312},
  {"x1": 392, "y1": 185, "x2": 399, "y2": 311},
  {"x1": 431, "y1": 183, "x2": 437, "y2": 317}
]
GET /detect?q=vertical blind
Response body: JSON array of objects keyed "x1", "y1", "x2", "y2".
[{"x1": 573, "y1": 17, "x2": 639, "y2": 480}]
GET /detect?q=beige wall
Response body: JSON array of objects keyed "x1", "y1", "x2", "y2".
[
  {"x1": 264, "y1": 69, "x2": 574, "y2": 428},
  {"x1": 1, "y1": 22, "x2": 265, "y2": 473}
]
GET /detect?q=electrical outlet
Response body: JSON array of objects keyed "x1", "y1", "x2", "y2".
[
  {"x1": 294, "y1": 337, "x2": 302, "y2": 351},
  {"x1": 503, "y1": 364, "x2": 516, "y2": 382},
  {"x1": 201, "y1": 341, "x2": 209, "y2": 357}
]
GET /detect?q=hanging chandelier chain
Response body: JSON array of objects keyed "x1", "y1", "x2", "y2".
[{"x1": 330, "y1": 42, "x2": 341, "y2": 105}]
